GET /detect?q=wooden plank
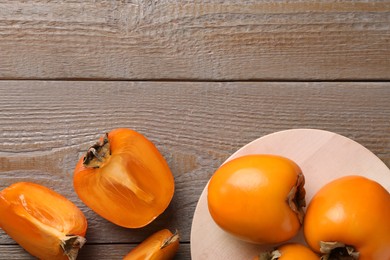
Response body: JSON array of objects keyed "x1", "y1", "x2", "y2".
[
  {"x1": 0, "y1": 1, "x2": 389, "y2": 80},
  {"x1": 0, "y1": 80, "x2": 389, "y2": 259},
  {"x1": 0, "y1": 244, "x2": 191, "y2": 260}
]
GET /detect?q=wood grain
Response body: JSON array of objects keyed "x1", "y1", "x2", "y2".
[
  {"x1": 0, "y1": 1, "x2": 390, "y2": 80},
  {"x1": 0, "y1": 244, "x2": 190, "y2": 260},
  {"x1": 0, "y1": 81, "x2": 389, "y2": 259}
]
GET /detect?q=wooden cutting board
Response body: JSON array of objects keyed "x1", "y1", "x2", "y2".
[{"x1": 190, "y1": 129, "x2": 390, "y2": 259}]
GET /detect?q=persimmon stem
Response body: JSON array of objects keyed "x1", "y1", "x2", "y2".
[
  {"x1": 83, "y1": 133, "x2": 111, "y2": 168},
  {"x1": 287, "y1": 172, "x2": 306, "y2": 224},
  {"x1": 320, "y1": 241, "x2": 359, "y2": 260},
  {"x1": 89, "y1": 148, "x2": 102, "y2": 161},
  {"x1": 61, "y1": 235, "x2": 86, "y2": 260},
  {"x1": 258, "y1": 249, "x2": 281, "y2": 260}
]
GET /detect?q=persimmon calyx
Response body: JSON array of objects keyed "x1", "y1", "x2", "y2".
[
  {"x1": 319, "y1": 241, "x2": 359, "y2": 260},
  {"x1": 287, "y1": 172, "x2": 306, "y2": 224},
  {"x1": 83, "y1": 133, "x2": 111, "y2": 168},
  {"x1": 161, "y1": 230, "x2": 180, "y2": 249},
  {"x1": 258, "y1": 249, "x2": 282, "y2": 260},
  {"x1": 60, "y1": 235, "x2": 86, "y2": 260}
]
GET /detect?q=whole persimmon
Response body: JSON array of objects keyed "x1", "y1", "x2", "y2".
[
  {"x1": 207, "y1": 154, "x2": 306, "y2": 244},
  {"x1": 304, "y1": 175, "x2": 390, "y2": 260},
  {"x1": 254, "y1": 243, "x2": 319, "y2": 260},
  {"x1": 73, "y1": 128, "x2": 175, "y2": 228}
]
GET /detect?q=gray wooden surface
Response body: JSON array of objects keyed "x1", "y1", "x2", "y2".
[
  {"x1": 1, "y1": 81, "x2": 389, "y2": 259},
  {"x1": 1, "y1": 0, "x2": 390, "y2": 259},
  {"x1": 0, "y1": 1, "x2": 390, "y2": 80}
]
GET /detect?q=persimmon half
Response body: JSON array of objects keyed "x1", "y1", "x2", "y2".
[
  {"x1": 207, "y1": 154, "x2": 306, "y2": 244},
  {"x1": 304, "y1": 175, "x2": 390, "y2": 260},
  {"x1": 123, "y1": 229, "x2": 179, "y2": 260},
  {"x1": 0, "y1": 182, "x2": 87, "y2": 260},
  {"x1": 73, "y1": 128, "x2": 175, "y2": 228}
]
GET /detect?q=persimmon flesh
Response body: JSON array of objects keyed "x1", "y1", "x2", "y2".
[
  {"x1": 0, "y1": 182, "x2": 87, "y2": 260},
  {"x1": 73, "y1": 128, "x2": 175, "y2": 228},
  {"x1": 207, "y1": 154, "x2": 306, "y2": 244},
  {"x1": 123, "y1": 229, "x2": 179, "y2": 260}
]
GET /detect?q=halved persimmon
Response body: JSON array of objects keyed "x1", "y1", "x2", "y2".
[
  {"x1": 73, "y1": 128, "x2": 175, "y2": 228},
  {"x1": 0, "y1": 182, "x2": 87, "y2": 260},
  {"x1": 123, "y1": 229, "x2": 179, "y2": 260}
]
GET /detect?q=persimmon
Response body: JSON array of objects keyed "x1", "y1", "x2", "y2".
[
  {"x1": 207, "y1": 154, "x2": 306, "y2": 244},
  {"x1": 304, "y1": 175, "x2": 390, "y2": 260},
  {"x1": 254, "y1": 243, "x2": 319, "y2": 260},
  {"x1": 73, "y1": 128, "x2": 175, "y2": 228},
  {"x1": 0, "y1": 182, "x2": 87, "y2": 260},
  {"x1": 123, "y1": 229, "x2": 179, "y2": 260}
]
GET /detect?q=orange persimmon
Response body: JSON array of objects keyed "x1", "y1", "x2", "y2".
[
  {"x1": 207, "y1": 154, "x2": 305, "y2": 244},
  {"x1": 73, "y1": 128, "x2": 175, "y2": 228},
  {"x1": 304, "y1": 175, "x2": 390, "y2": 260},
  {"x1": 0, "y1": 182, "x2": 87, "y2": 260},
  {"x1": 123, "y1": 229, "x2": 179, "y2": 260},
  {"x1": 254, "y1": 243, "x2": 319, "y2": 260}
]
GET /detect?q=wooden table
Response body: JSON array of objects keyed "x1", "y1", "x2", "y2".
[{"x1": 0, "y1": 1, "x2": 389, "y2": 259}]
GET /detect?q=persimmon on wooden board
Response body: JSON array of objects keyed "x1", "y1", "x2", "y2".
[
  {"x1": 304, "y1": 175, "x2": 390, "y2": 260},
  {"x1": 191, "y1": 129, "x2": 390, "y2": 259},
  {"x1": 207, "y1": 154, "x2": 305, "y2": 244},
  {"x1": 253, "y1": 243, "x2": 319, "y2": 260}
]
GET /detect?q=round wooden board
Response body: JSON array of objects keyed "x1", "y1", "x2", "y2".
[{"x1": 190, "y1": 129, "x2": 390, "y2": 259}]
